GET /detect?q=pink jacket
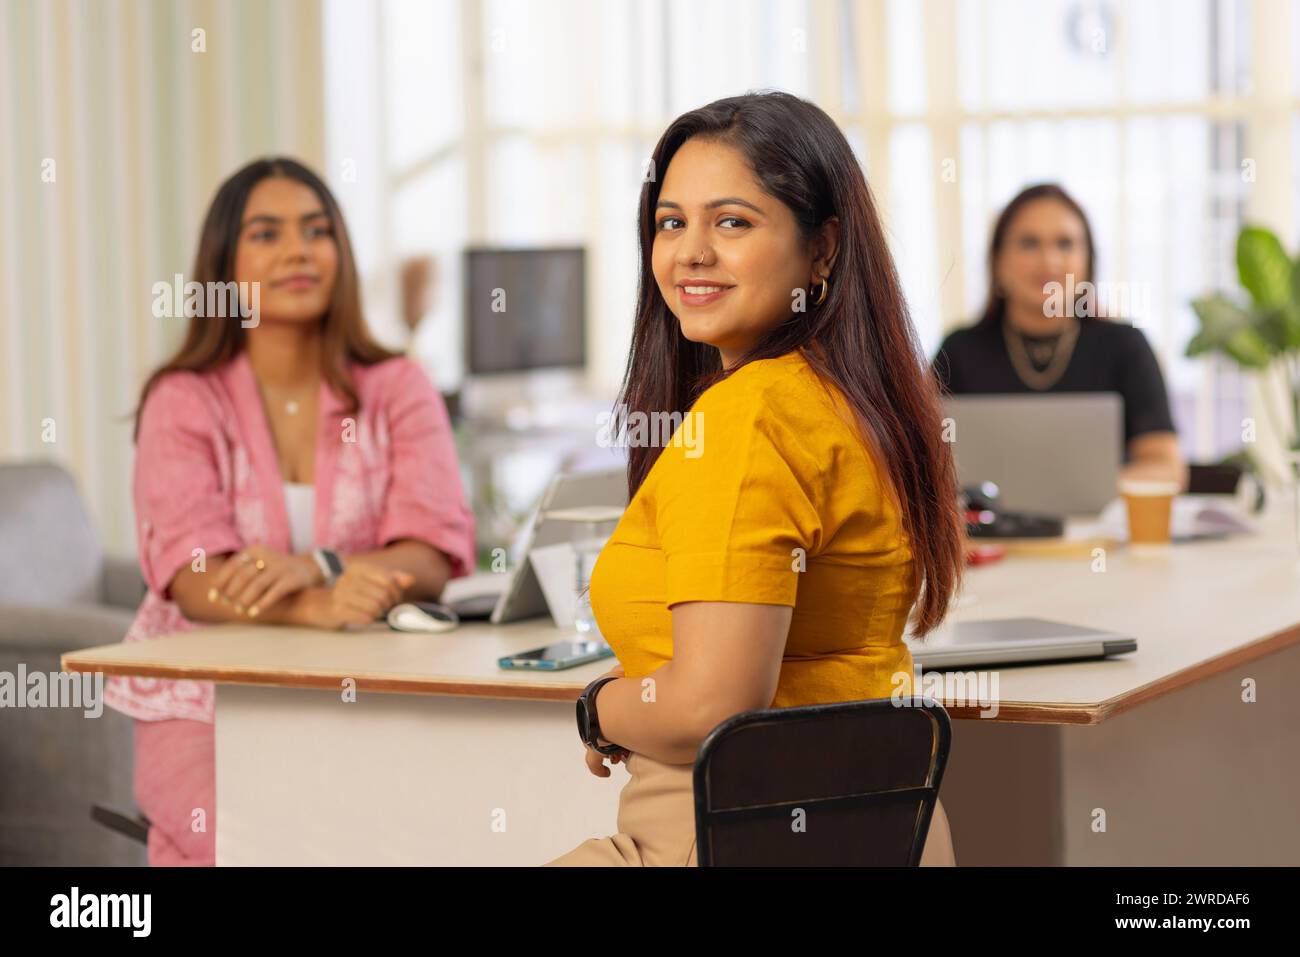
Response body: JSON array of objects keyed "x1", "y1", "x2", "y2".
[{"x1": 104, "y1": 352, "x2": 477, "y2": 724}]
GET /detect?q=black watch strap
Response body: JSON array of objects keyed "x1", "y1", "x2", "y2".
[
  {"x1": 313, "y1": 547, "x2": 344, "y2": 585},
  {"x1": 577, "y1": 675, "x2": 626, "y2": 755}
]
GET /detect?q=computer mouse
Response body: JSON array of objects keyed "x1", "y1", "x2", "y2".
[{"x1": 386, "y1": 602, "x2": 460, "y2": 633}]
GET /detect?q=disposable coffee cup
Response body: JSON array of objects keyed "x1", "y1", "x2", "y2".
[{"x1": 1119, "y1": 479, "x2": 1180, "y2": 546}]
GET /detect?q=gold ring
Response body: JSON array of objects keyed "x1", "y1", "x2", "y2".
[{"x1": 255, "y1": 558, "x2": 266, "y2": 570}]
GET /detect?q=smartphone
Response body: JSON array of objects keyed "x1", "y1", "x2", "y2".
[{"x1": 498, "y1": 639, "x2": 615, "y2": 671}]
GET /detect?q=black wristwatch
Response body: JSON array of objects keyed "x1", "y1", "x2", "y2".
[
  {"x1": 576, "y1": 675, "x2": 627, "y2": 756},
  {"x1": 312, "y1": 547, "x2": 345, "y2": 586}
]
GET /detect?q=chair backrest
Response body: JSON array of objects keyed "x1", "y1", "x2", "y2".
[
  {"x1": 693, "y1": 696, "x2": 950, "y2": 866},
  {"x1": 0, "y1": 461, "x2": 103, "y2": 605}
]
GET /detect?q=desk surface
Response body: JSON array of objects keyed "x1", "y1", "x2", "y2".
[{"x1": 64, "y1": 507, "x2": 1300, "y2": 725}]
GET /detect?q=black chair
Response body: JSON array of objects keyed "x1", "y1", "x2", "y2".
[{"x1": 693, "y1": 696, "x2": 950, "y2": 866}]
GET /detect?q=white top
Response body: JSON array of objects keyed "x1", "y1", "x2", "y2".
[{"x1": 283, "y1": 482, "x2": 316, "y2": 555}]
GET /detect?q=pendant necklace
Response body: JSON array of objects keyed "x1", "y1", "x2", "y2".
[
  {"x1": 1003, "y1": 317, "x2": 1080, "y2": 391},
  {"x1": 258, "y1": 381, "x2": 316, "y2": 416}
]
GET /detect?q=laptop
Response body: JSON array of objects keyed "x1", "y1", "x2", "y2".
[
  {"x1": 942, "y1": 393, "x2": 1123, "y2": 515},
  {"x1": 907, "y1": 617, "x2": 1137, "y2": 669},
  {"x1": 441, "y1": 468, "x2": 628, "y2": 624}
]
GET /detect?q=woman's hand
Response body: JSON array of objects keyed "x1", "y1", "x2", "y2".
[
  {"x1": 584, "y1": 663, "x2": 629, "y2": 777},
  {"x1": 210, "y1": 544, "x2": 322, "y2": 618},
  {"x1": 584, "y1": 745, "x2": 626, "y2": 777},
  {"x1": 315, "y1": 562, "x2": 415, "y2": 630}
]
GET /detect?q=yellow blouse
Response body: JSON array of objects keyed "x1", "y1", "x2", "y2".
[{"x1": 589, "y1": 349, "x2": 919, "y2": 708}]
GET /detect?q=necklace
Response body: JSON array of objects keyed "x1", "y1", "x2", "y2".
[
  {"x1": 1023, "y1": 335, "x2": 1060, "y2": 368},
  {"x1": 258, "y1": 381, "x2": 317, "y2": 416},
  {"x1": 1003, "y1": 317, "x2": 1080, "y2": 391}
]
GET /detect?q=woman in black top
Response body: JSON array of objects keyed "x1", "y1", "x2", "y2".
[{"x1": 933, "y1": 183, "x2": 1187, "y2": 489}]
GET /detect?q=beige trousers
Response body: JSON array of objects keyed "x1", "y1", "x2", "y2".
[{"x1": 545, "y1": 751, "x2": 956, "y2": 867}]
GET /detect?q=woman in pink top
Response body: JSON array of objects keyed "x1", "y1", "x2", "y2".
[{"x1": 107, "y1": 157, "x2": 476, "y2": 865}]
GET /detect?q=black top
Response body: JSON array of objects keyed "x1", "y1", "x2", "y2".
[{"x1": 932, "y1": 317, "x2": 1176, "y2": 452}]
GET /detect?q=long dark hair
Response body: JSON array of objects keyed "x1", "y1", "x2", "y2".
[
  {"x1": 618, "y1": 91, "x2": 963, "y2": 636},
  {"x1": 976, "y1": 182, "x2": 1097, "y2": 329},
  {"x1": 134, "y1": 157, "x2": 397, "y2": 436}
]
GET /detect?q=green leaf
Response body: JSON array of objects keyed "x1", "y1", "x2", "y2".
[
  {"x1": 1187, "y1": 294, "x2": 1277, "y2": 367},
  {"x1": 1185, "y1": 330, "x2": 1211, "y2": 357},
  {"x1": 1283, "y1": 305, "x2": 1300, "y2": 350},
  {"x1": 1257, "y1": 306, "x2": 1300, "y2": 352},
  {"x1": 1237, "y1": 226, "x2": 1292, "y2": 308},
  {"x1": 1187, "y1": 294, "x2": 1251, "y2": 354},
  {"x1": 1224, "y1": 326, "x2": 1275, "y2": 368},
  {"x1": 1287, "y1": 260, "x2": 1300, "y2": 347}
]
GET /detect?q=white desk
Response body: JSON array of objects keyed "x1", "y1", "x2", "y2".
[{"x1": 65, "y1": 509, "x2": 1300, "y2": 865}]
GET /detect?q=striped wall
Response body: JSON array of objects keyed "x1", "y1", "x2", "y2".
[{"x1": 0, "y1": 0, "x2": 325, "y2": 552}]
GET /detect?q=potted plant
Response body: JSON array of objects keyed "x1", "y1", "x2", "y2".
[{"x1": 1190, "y1": 225, "x2": 1300, "y2": 542}]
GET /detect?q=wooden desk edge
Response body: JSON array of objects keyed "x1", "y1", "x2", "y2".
[
  {"x1": 59, "y1": 656, "x2": 589, "y2": 702},
  {"x1": 62, "y1": 620, "x2": 1300, "y2": 722},
  {"x1": 1086, "y1": 621, "x2": 1300, "y2": 724}
]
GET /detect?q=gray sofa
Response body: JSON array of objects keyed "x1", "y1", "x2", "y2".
[{"x1": 0, "y1": 461, "x2": 146, "y2": 865}]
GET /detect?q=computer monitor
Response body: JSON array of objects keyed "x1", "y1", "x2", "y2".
[{"x1": 464, "y1": 247, "x2": 586, "y2": 375}]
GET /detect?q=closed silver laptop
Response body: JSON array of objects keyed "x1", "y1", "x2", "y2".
[{"x1": 907, "y1": 617, "x2": 1137, "y2": 669}]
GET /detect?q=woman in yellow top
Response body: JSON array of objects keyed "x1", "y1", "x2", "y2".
[{"x1": 546, "y1": 92, "x2": 964, "y2": 867}]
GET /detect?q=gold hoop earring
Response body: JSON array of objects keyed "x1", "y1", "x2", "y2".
[{"x1": 812, "y1": 277, "x2": 829, "y2": 306}]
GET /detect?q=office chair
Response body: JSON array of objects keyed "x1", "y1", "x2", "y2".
[{"x1": 693, "y1": 696, "x2": 950, "y2": 866}]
